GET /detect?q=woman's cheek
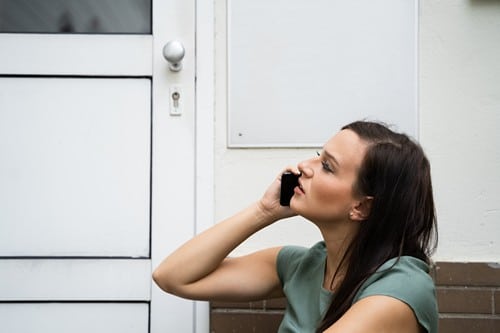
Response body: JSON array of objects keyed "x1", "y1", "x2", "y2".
[{"x1": 314, "y1": 181, "x2": 353, "y2": 212}]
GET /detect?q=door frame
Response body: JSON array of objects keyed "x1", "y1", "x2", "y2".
[
  {"x1": 193, "y1": 0, "x2": 215, "y2": 331},
  {"x1": 150, "y1": 0, "x2": 214, "y2": 331}
]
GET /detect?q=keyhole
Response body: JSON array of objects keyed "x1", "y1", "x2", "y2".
[{"x1": 172, "y1": 91, "x2": 180, "y2": 107}]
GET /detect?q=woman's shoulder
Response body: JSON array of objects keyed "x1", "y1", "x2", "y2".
[
  {"x1": 276, "y1": 241, "x2": 326, "y2": 283},
  {"x1": 355, "y1": 256, "x2": 438, "y2": 333},
  {"x1": 277, "y1": 241, "x2": 326, "y2": 264},
  {"x1": 377, "y1": 256, "x2": 433, "y2": 288},
  {"x1": 356, "y1": 256, "x2": 435, "y2": 302}
]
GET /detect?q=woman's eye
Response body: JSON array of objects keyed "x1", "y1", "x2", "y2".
[
  {"x1": 317, "y1": 151, "x2": 334, "y2": 173},
  {"x1": 321, "y1": 160, "x2": 334, "y2": 173}
]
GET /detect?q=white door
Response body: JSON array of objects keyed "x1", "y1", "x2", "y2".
[{"x1": 0, "y1": 1, "x2": 207, "y2": 332}]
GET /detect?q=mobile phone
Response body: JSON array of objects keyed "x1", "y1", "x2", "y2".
[{"x1": 280, "y1": 172, "x2": 300, "y2": 206}]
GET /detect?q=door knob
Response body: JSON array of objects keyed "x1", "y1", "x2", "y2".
[{"x1": 162, "y1": 40, "x2": 185, "y2": 72}]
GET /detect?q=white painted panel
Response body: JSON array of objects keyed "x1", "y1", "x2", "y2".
[
  {"x1": 0, "y1": 77, "x2": 150, "y2": 256},
  {"x1": 0, "y1": 259, "x2": 150, "y2": 300},
  {"x1": 0, "y1": 34, "x2": 152, "y2": 76},
  {"x1": 228, "y1": 0, "x2": 418, "y2": 147},
  {"x1": 0, "y1": 303, "x2": 148, "y2": 333}
]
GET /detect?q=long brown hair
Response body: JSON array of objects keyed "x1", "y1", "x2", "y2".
[{"x1": 316, "y1": 121, "x2": 438, "y2": 331}]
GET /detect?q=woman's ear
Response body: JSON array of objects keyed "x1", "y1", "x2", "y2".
[{"x1": 350, "y1": 196, "x2": 373, "y2": 221}]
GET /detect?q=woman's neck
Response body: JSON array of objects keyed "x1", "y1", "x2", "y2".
[{"x1": 320, "y1": 221, "x2": 358, "y2": 291}]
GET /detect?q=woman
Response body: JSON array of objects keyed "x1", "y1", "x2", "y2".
[{"x1": 153, "y1": 121, "x2": 438, "y2": 333}]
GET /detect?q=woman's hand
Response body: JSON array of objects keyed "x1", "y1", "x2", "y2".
[{"x1": 257, "y1": 167, "x2": 301, "y2": 223}]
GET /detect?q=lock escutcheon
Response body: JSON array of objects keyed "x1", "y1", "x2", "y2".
[{"x1": 169, "y1": 87, "x2": 182, "y2": 116}]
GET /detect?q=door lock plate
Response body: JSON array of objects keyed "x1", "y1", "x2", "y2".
[{"x1": 169, "y1": 86, "x2": 182, "y2": 116}]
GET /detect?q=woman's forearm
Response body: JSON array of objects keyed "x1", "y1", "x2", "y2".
[{"x1": 152, "y1": 201, "x2": 277, "y2": 294}]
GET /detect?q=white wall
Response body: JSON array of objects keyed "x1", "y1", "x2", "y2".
[
  {"x1": 214, "y1": 0, "x2": 500, "y2": 262},
  {"x1": 419, "y1": 0, "x2": 500, "y2": 261}
]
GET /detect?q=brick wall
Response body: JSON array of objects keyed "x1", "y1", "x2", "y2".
[
  {"x1": 433, "y1": 262, "x2": 500, "y2": 332},
  {"x1": 210, "y1": 262, "x2": 500, "y2": 333}
]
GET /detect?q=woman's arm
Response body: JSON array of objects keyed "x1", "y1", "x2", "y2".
[
  {"x1": 323, "y1": 296, "x2": 423, "y2": 333},
  {"x1": 153, "y1": 171, "x2": 297, "y2": 302}
]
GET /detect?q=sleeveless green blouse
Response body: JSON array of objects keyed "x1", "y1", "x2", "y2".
[{"x1": 276, "y1": 241, "x2": 438, "y2": 333}]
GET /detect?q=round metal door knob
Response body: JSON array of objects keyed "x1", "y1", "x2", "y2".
[{"x1": 162, "y1": 40, "x2": 185, "y2": 72}]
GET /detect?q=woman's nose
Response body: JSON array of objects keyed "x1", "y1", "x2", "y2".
[{"x1": 298, "y1": 158, "x2": 314, "y2": 178}]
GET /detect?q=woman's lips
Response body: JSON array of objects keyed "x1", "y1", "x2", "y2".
[{"x1": 295, "y1": 181, "x2": 305, "y2": 194}]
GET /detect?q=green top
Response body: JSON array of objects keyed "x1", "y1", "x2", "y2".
[{"x1": 276, "y1": 241, "x2": 438, "y2": 333}]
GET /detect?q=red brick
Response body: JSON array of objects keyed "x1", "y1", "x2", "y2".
[
  {"x1": 211, "y1": 311, "x2": 284, "y2": 333},
  {"x1": 439, "y1": 316, "x2": 500, "y2": 333},
  {"x1": 437, "y1": 288, "x2": 492, "y2": 314},
  {"x1": 435, "y1": 262, "x2": 500, "y2": 287},
  {"x1": 264, "y1": 298, "x2": 286, "y2": 310},
  {"x1": 211, "y1": 301, "x2": 264, "y2": 310}
]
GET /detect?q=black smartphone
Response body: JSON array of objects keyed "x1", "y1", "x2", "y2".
[{"x1": 280, "y1": 172, "x2": 300, "y2": 206}]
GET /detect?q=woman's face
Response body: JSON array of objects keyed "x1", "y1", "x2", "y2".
[{"x1": 291, "y1": 129, "x2": 368, "y2": 225}]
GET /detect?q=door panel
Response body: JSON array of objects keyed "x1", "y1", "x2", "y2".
[
  {"x1": 0, "y1": 34, "x2": 152, "y2": 75},
  {"x1": 0, "y1": 303, "x2": 149, "y2": 333},
  {"x1": 0, "y1": 77, "x2": 150, "y2": 257},
  {"x1": 0, "y1": 259, "x2": 150, "y2": 300},
  {"x1": 228, "y1": 0, "x2": 418, "y2": 147}
]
